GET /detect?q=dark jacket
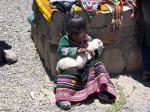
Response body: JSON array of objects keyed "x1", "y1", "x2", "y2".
[{"x1": 138, "y1": 0, "x2": 150, "y2": 47}]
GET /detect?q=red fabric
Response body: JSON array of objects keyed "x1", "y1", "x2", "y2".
[{"x1": 55, "y1": 72, "x2": 116, "y2": 102}]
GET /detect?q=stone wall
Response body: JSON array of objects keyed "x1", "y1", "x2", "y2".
[{"x1": 32, "y1": 3, "x2": 142, "y2": 78}]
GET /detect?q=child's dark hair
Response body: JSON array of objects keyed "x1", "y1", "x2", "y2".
[{"x1": 66, "y1": 15, "x2": 87, "y2": 36}]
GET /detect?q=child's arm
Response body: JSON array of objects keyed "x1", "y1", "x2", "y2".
[
  {"x1": 57, "y1": 36, "x2": 78, "y2": 58},
  {"x1": 57, "y1": 35, "x2": 90, "y2": 58}
]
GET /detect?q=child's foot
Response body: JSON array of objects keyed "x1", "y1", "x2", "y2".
[
  {"x1": 0, "y1": 47, "x2": 17, "y2": 64},
  {"x1": 143, "y1": 71, "x2": 150, "y2": 80},
  {"x1": 98, "y1": 91, "x2": 109, "y2": 101},
  {"x1": 56, "y1": 100, "x2": 71, "y2": 110},
  {"x1": 98, "y1": 91, "x2": 115, "y2": 103},
  {"x1": 4, "y1": 49, "x2": 17, "y2": 63}
]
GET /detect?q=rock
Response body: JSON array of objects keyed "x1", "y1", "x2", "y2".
[
  {"x1": 122, "y1": 10, "x2": 137, "y2": 27},
  {"x1": 97, "y1": 31, "x2": 122, "y2": 45},
  {"x1": 4, "y1": 32, "x2": 8, "y2": 35},
  {"x1": 44, "y1": 41, "x2": 51, "y2": 74},
  {"x1": 30, "y1": 91, "x2": 36, "y2": 99},
  {"x1": 48, "y1": 43, "x2": 58, "y2": 77},
  {"x1": 32, "y1": 4, "x2": 142, "y2": 78},
  {"x1": 44, "y1": 41, "x2": 58, "y2": 78},
  {"x1": 90, "y1": 13, "x2": 110, "y2": 28},
  {"x1": 34, "y1": 25, "x2": 45, "y2": 61},
  {"x1": 102, "y1": 48, "x2": 126, "y2": 73},
  {"x1": 126, "y1": 47, "x2": 143, "y2": 72},
  {"x1": 30, "y1": 91, "x2": 45, "y2": 101},
  {"x1": 15, "y1": 29, "x2": 20, "y2": 32},
  {"x1": 47, "y1": 12, "x2": 65, "y2": 45}
]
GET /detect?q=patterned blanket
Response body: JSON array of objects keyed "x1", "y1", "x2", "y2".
[
  {"x1": 55, "y1": 59, "x2": 117, "y2": 102},
  {"x1": 35, "y1": 0, "x2": 110, "y2": 22}
]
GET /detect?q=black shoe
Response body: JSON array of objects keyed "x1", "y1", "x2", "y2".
[
  {"x1": 98, "y1": 91, "x2": 116, "y2": 103},
  {"x1": 0, "y1": 47, "x2": 17, "y2": 64},
  {"x1": 56, "y1": 100, "x2": 71, "y2": 110},
  {"x1": 98, "y1": 91, "x2": 109, "y2": 101}
]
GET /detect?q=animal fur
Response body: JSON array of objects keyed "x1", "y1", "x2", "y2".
[{"x1": 56, "y1": 39, "x2": 104, "y2": 71}]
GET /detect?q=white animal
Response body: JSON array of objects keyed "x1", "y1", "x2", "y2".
[{"x1": 56, "y1": 39, "x2": 104, "y2": 71}]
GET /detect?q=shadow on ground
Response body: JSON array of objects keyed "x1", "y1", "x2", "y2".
[{"x1": 110, "y1": 72, "x2": 150, "y2": 88}]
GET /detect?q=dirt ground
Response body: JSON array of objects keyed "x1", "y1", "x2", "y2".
[{"x1": 0, "y1": 0, "x2": 150, "y2": 112}]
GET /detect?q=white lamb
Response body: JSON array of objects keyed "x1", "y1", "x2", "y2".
[{"x1": 56, "y1": 39, "x2": 104, "y2": 71}]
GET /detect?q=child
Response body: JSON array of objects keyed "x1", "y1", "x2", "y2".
[
  {"x1": 56, "y1": 38, "x2": 104, "y2": 71},
  {"x1": 55, "y1": 15, "x2": 116, "y2": 110}
]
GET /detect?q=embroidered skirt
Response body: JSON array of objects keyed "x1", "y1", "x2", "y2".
[{"x1": 55, "y1": 59, "x2": 116, "y2": 102}]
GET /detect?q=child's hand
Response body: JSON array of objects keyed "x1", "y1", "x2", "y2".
[
  {"x1": 87, "y1": 50, "x2": 95, "y2": 56},
  {"x1": 77, "y1": 48, "x2": 87, "y2": 54}
]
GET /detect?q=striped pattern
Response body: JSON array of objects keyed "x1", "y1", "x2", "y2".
[
  {"x1": 55, "y1": 60, "x2": 116, "y2": 102},
  {"x1": 36, "y1": 0, "x2": 58, "y2": 22},
  {"x1": 35, "y1": 0, "x2": 82, "y2": 22}
]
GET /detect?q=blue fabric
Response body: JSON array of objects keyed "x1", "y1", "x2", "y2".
[
  {"x1": 142, "y1": 46, "x2": 150, "y2": 71},
  {"x1": 27, "y1": 11, "x2": 34, "y2": 25}
]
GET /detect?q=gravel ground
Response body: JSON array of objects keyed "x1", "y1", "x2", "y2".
[
  {"x1": 0, "y1": 0, "x2": 150, "y2": 112},
  {"x1": 113, "y1": 73, "x2": 150, "y2": 112}
]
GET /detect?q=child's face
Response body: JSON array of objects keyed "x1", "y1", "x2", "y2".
[{"x1": 71, "y1": 32, "x2": 87, "y2": 43}]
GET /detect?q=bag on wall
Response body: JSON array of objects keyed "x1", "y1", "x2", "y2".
[
  {"x1": 50, "y1": 0, "x2": 78, "y2": 14},
  {"x1": 80, "y1": 0, "x2": 101, "y2": 12}
]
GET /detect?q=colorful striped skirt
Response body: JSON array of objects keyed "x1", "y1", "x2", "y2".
[{"x1": 55, "y1": 59, "x2": 116, "y2": 102}]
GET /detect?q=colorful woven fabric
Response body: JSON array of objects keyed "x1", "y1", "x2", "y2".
[
  {"x1": 55, "y1": 60, "x2": 116, "y2": 102},
  {"x1": 81, "y1": 0, "x2": 100, "y2": 12},
  {"x1": 36, "y1": 0, "x2": 58, "y2": 22},
  {"x1": 35, "y1": 0, "x2": 110, "y2": 22},
  {"x1": 35, "y1": 0, "x2": 136, "y2": 23},
  {"x1": 35, "y1": 0, "x2": 83, "y2": 22}
]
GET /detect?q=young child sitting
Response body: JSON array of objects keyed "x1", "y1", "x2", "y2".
[
  {"x1": 56, "y1": 38, "x2": 104, "y2": 71},
  {"x1": 55, "y1": 15, "x2": 116, "y2": 110}
]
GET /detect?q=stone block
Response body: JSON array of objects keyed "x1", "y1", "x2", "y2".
[
  {"x1": 45, "y1": 41, "x2": 58, "y2": 78},
  {"x1": 97, "y1": 31, "x2": 122, "y2": 45},
  {"x1": 47, "y1": 12, "x2": 66, "y2": 45},
  {"x1": 32, "y1": 2, "x2": 143, "y2": 78},
  {"x1": 34, "y1": 25, "x2": 45, "y2": 61},
  {"x1": 102, "y1": 48, "x2": 126, "y2": 73},
  {"x1": 122, "y1": 10, "x2": 137, "y2": 27},
  {"x1": 89, "y1": 13, "x2": 111, "y2": 28},
  {"x1": 126, "y1": 46, "x2": 143, "y2": 72}
]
